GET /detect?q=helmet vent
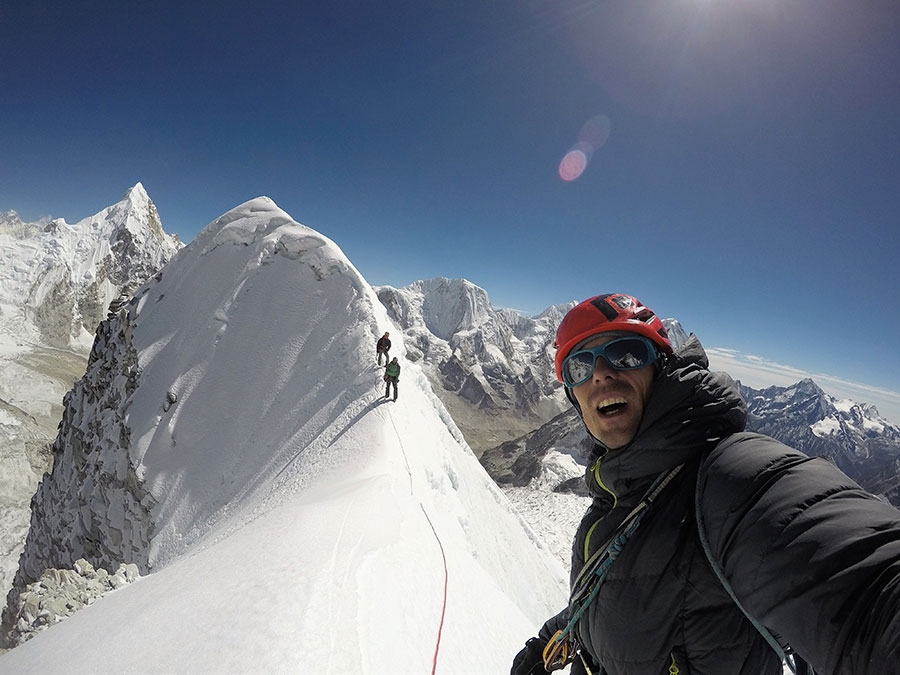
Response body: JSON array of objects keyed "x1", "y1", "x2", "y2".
[
  {"x1": 635, "y1": 308, "x2": 654, "y2": 322},
  {"x1": 590, "y1": 295, "x2": 621, "y2": 321}
]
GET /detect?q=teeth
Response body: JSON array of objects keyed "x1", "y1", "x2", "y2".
[{"x1": 598, "y1": 397, "x2": 626, "y2": 410}]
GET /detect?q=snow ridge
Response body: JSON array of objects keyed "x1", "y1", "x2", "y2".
[{"x1": 1, "y1": 196, "x2": 568, "y2": 668}]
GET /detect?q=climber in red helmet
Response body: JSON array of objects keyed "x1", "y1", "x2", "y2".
[{"x1": 511, "y1": 293, "x2": 900, "y2": 675}]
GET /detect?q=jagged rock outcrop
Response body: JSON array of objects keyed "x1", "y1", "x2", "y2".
[
  {"x1": 0, "y1": 185, "x2": 179, "y2": 645},
  {"x1": 1, "y1": 303, "x2": 156, "y2": 647},
  {"x1": 4, "y1": 559, "x2": 139, "y2": 648}
]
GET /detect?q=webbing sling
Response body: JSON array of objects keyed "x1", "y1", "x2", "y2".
[{"x1": 694, "y1": 461, "x2": 816, "y2": 675}]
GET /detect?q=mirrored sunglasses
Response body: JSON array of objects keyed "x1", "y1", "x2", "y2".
[{"x1": 561, "y1": 335, "x2": 658, "y2": 387}]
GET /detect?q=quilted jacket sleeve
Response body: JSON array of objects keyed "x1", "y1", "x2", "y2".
[{"x1": 697, "y1": 432, "x2": 900, "y2": 675}]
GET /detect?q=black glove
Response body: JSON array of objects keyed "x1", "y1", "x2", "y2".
[{"x1": 510, "y1": 637, "x2": 547, "y2": 675}]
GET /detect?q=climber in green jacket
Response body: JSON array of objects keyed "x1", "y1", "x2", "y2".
[{"x1": 384, "y1": 357, "x2": 400, "y2": 401}]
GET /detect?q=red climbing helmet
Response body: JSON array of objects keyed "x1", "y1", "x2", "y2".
[{"x1": 554, "y1": 293, "x2": 673, "y2": 384}]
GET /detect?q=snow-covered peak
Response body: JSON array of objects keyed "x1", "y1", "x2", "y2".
[
  {"x1": 126, "y1": 196, "x2": 393, "y2": 566},
  {"x1": 0, "y1": 183, "x2": 182, "y2": 351},
  {"x1": 0, "y1": 210, "x2": 50, "y2": 243},
  {"x1": 0, "y1": 210, "x2": 28, "y2": 232},
  {"x1": 104, "y1": 182, "x2": 163, "y2": 237},
  {"x1": 2, "y1": 198, "x2": 567, "y2": 669},
  {"x1": 662, "y1": 318, "x2": 690, "y2": 351},
  {"x1": 533, "y1": 300, "x2": 576, "y2": 324},
  {"x1": 736, "y1": 379, "x2": 900, "y2": 503},
  {"x1": 745, "y1": 378, "x2": 831, "y2": 416},
  {"x1": 42, "y1": 183, "x2": 156, "y2": 243},
  {"x1": 388, "y1": 277, "x2": 496, "y2": 340}
]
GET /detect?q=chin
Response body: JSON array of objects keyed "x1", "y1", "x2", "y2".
[{"x1": 587, "y1": 421, "x2": 638, "y2": 450}]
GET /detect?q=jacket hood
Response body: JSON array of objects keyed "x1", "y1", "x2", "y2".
[{"x1": 591, "y1": 335, "x2": 747, "y2": 499}]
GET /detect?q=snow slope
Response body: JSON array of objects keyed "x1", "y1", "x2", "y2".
[{"x1": 0, "y1": 197, "x2": 568, "y2": 673}]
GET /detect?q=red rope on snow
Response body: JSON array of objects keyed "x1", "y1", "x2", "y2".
[
  {"x1": 420, "y1": 504, "x2": 449, "y2": 675},
  {"x1": 386, "y1": 404, "x2": 449, "y2": 674}
]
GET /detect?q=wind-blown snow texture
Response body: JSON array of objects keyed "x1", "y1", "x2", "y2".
[{"x1": 0, "y1": 197, "x2": 568, "y2": 673}]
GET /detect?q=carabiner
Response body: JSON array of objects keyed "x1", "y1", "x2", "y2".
[{"x1": 542, "y1": 630, "x2": 571, "y2": 671}]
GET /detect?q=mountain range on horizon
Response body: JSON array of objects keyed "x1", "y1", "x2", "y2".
[{"x1": 1, "y1": 185, "x2": 899, "y2": 669}]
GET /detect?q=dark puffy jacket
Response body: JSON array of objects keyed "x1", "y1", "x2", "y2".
[{"x1": 548, "y1": 336, "x2": 900, "y2": 675}]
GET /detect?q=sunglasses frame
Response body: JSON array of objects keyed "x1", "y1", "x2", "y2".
[{"x1": 561, "y1": 335, "x2": 659, "y2": 387}]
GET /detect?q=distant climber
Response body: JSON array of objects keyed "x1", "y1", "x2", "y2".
[
  {"x1": 384, "y1": 357, "x2": 400, "y2": 401},
  {"x1": 376, "y1": 332, "x2": 391, "y2": 365}
]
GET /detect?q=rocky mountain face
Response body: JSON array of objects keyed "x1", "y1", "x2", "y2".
[
  {"x1": 3, "y1": 275, "x2": 181, "y2": 646},
  {"x1": 376, "y1": 278, "x2": 572, "y2": 453},
  {"x1": 0, "y1": 185, "x2": 181, "y2": 612},
  {"x1": 740, "y1": 379, "x2": 900, "y2": 505},
  {"x1": 13, "y1": 305, "x2": 154, "y2": 582},
  {"x1": 479, "y1": 407, "x2": 589, "y2": 492}
]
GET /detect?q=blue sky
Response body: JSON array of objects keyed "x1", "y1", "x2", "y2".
[{"x1": 2, "y1": 1, "x2": 899, "y2": 417}]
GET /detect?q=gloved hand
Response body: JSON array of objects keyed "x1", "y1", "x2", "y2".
[{"x1": 510, "y1": 637, "x2": 547, "y2": 675}]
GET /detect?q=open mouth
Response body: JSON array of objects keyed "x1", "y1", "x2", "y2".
[{"x1": 597, "y1": 397, "x2": 628, "y2": 415}]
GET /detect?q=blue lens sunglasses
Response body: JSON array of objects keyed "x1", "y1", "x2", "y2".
[{"x1": 561, "y1": 335, "x2": 659, "y2": 388}]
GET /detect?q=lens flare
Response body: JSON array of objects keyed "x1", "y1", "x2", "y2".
[
  {"x1": 559, "y1": 148, "x2": 588, "y2": 181},
  {"x1": 580, "y1": 115, "x2": 611, "y2": 150},
  {"x1": 558, "y1": 115, "x2": 612, "y2": 182}
]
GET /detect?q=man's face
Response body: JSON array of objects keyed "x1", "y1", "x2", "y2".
[{"x1": 570, "y1": 333, "x2": 656, "y2": 449}]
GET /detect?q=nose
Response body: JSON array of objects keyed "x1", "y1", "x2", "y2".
[{"x1": 591, "y1": 355, "x2": 617, "y2": 379}]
